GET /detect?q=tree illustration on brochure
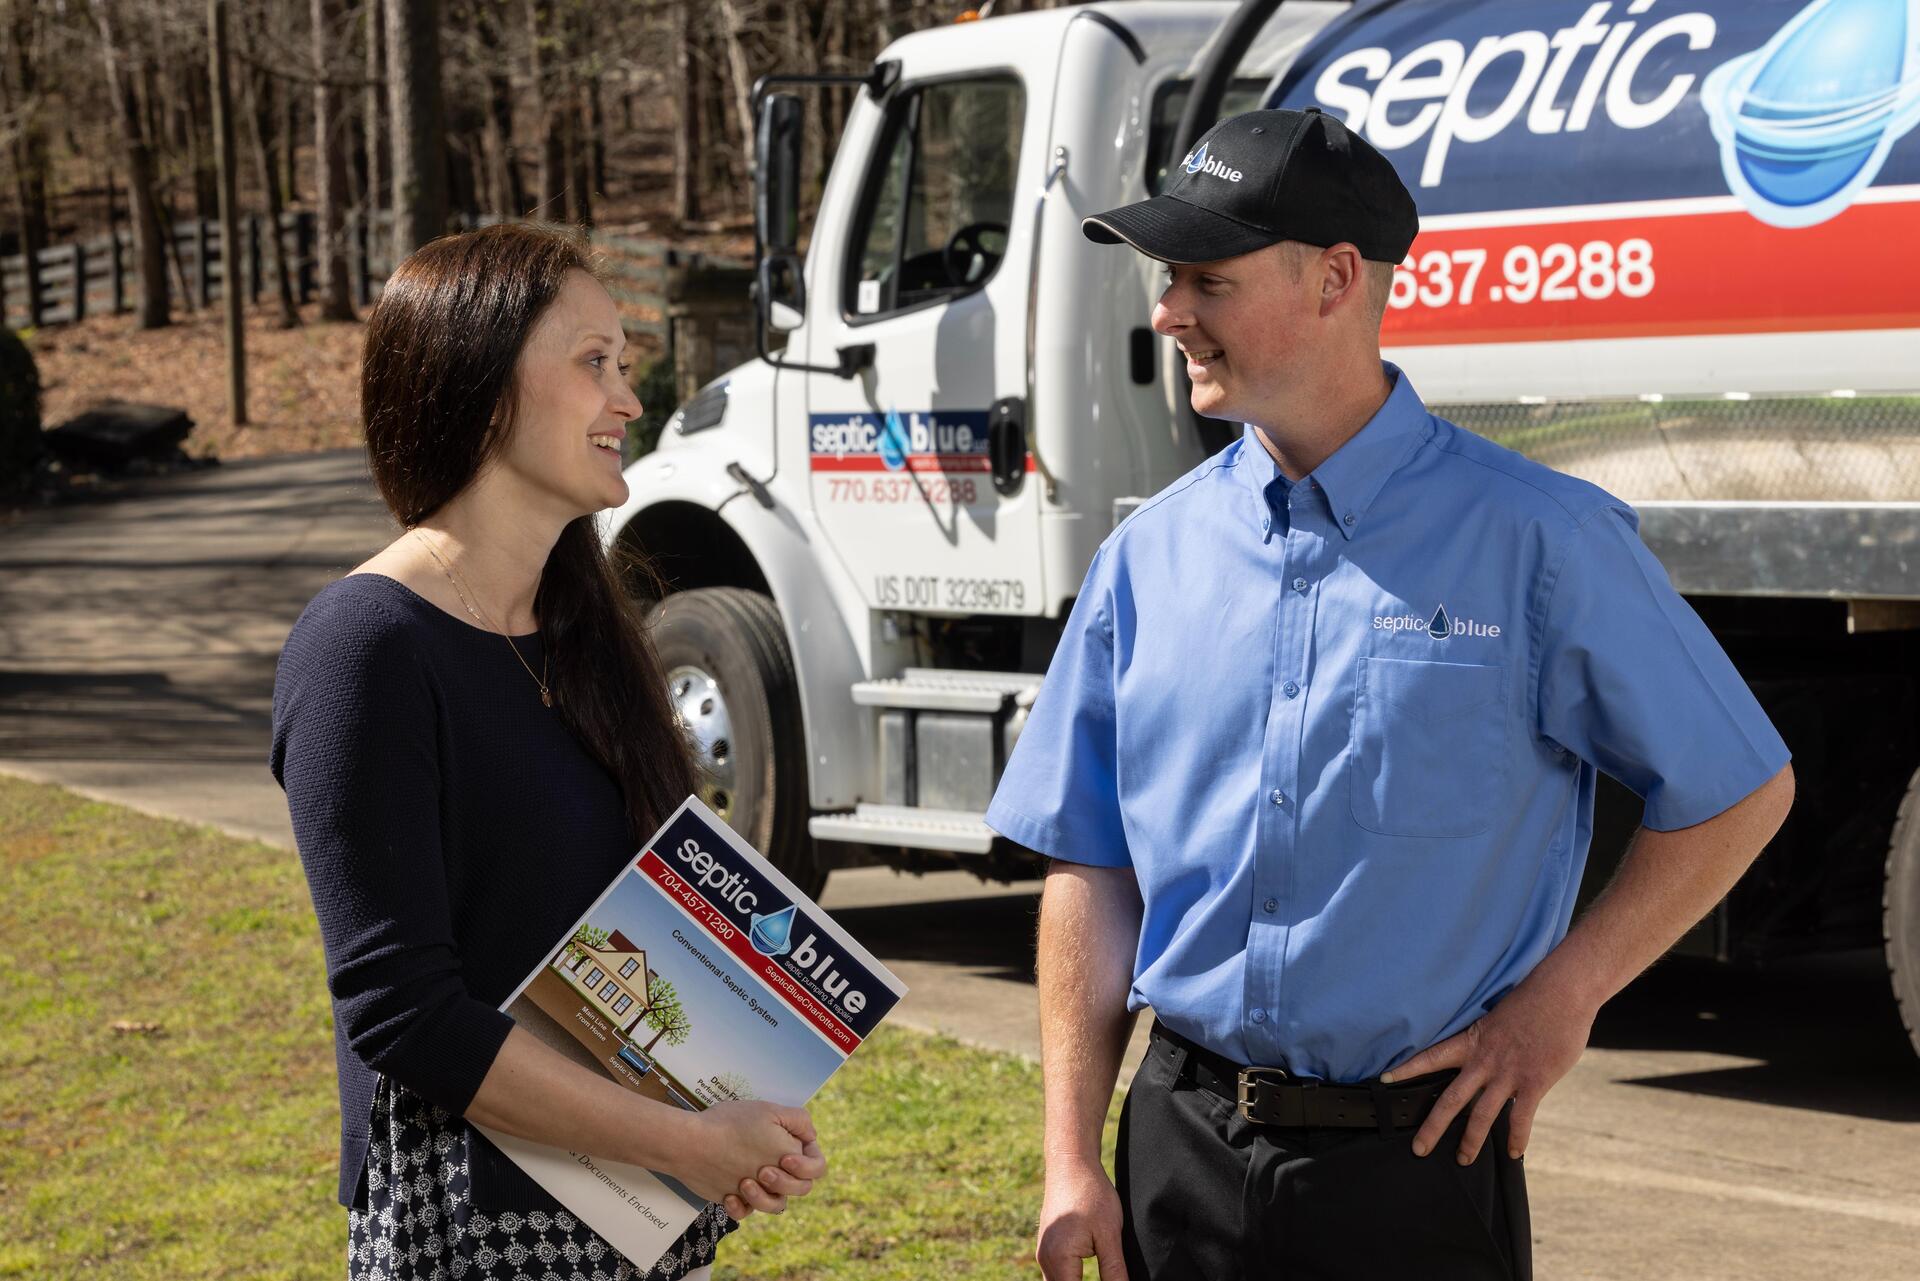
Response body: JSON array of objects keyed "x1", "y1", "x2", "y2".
[
  {"x1": 639, "y1": 975, "x2": 692, "y2": 1053},
  {"x1": 566, "y1": 923, "x2": 611, "y2": 964},
  {"x1": 710, "y1": 1072, "x2": 756, "y2": 1102}
]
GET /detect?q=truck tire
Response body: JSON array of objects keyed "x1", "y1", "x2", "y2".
[
  {"x1": 649, "y1": 587, "x2": 824, "y2": 899},
  {"x1": 1885, "y1": 764, "x2": 1920, "y2": 1061}
]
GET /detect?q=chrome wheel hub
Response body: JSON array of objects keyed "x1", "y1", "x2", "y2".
[{"x1": 668, "y1": 664, "x2": 735, "y2": 820}]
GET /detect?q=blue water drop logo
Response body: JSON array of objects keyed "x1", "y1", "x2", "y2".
[
  {"x1": 1184, "y1": 143, "x2": 1209, "y2": 175},
  {"x1": 1427, "y1": 604, "x2": 1453, "y2": 640},
  {"x1": 878, "y1": 408, "x2": 910, "y2": 472},
  {"x1": 1701, "y1": 0, "x2": 1920, "y2": 228},
  {"x1": 749, "y1": 904, "x2": 796, "y2": 957}
]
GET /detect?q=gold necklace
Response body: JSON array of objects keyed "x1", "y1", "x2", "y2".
[{"x1": 412, "y1": 529, "x2": 553, "y2": 707}]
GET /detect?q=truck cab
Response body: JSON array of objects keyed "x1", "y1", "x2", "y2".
[{"x1": 609, "y1": 1, "x2": 1331, "y2": 888}]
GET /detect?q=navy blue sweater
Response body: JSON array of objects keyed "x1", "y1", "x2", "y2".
[{"x1": 270, "y1": 573, "x2": 636, "y2": 1207}]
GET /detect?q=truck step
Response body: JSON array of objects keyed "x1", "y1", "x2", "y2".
[
  {"x1": 850, "y1": 667, "x2": 1038, "y2": 714},
  {"x1": 809, "y1": 803, "x2": 995, "y2": 855}
]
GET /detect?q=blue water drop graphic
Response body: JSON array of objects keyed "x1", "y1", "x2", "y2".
[
  {"x1": 749, "y1": 904, "x2": 796, "y2": 956},
  {"x1": 1701, "y1": 0, "x2": 1920, "y2": 227},
  {"x1": 1427, "y1": 605, "x2": 1453, "y2": 640},
  {"x1": 878, "y1": 408, "x2": 910, "y2": 471}
]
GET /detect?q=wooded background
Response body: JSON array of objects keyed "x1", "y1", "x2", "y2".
[{"x1": 0, "y1": 0, "x2": 1079, "y2": 337}]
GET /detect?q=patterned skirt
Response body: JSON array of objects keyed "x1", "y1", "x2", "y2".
[{"x1": 347, "y1": 1075, "x2": 734, "y2": 1281}]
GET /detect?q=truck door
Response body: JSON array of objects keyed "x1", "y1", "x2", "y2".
[{"x1": 805, "y1": 73, "x2": 1043, "y2": 618}]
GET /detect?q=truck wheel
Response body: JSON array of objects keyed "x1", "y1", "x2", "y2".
[
  {"x1": 1885, "y1": 764, "x2": 1920, "y2": 1061},
  {"x1": 650, "y1": 587, "x2": 824, "y2": 899}
]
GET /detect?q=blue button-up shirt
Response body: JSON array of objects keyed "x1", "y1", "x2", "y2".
[{"x1": 985, "y1": 365, "x2": 1790, "y2": 1083}]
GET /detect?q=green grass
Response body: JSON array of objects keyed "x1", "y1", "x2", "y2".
[{"x1": 0, "y1": 774, "x2": 1119, "y2": 1279}]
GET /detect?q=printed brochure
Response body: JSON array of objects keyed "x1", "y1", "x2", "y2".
[{"x1": 476, "y1": 795, "x2": 907, "y2": 1271}]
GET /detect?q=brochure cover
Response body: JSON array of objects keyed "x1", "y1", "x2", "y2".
[{"x1": 476, "y1": 795, "x2": 907, "y2": 1271}]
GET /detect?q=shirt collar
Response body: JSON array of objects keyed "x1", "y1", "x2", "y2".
[{"x1": 1236, "y1": 362, "x2": 1432, "y2": 540}]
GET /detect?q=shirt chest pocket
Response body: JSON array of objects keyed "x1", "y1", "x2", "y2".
[{"x1": 1349, "y1": 656, "x2": 1509, "y2": 839}]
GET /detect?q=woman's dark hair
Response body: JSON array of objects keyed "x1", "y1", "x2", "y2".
[{"x1": 361, "y1": 221, "x2": 695, "y2": 841}]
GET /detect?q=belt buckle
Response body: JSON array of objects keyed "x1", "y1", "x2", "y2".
[{"x1": 1235, "y1": 1065, "x2": 1291, "y2": 1122}]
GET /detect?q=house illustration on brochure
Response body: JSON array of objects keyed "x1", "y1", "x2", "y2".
[{"x1": 558, "y1": 926, "x2": 654, "y2": 1035}]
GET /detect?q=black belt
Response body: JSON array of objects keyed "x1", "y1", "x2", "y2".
[{"x1": 1149, "y1": 1019, "x2": 1452, "y2": 1131}]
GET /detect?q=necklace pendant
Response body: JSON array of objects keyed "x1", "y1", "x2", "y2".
[{"x1": 541, "y1": 688, "x2": 553, "y2": 708}]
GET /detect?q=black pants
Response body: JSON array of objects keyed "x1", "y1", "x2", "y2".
[{"x1": 1117, "y1": 1028, "x2": 1531, "y2": 1281}]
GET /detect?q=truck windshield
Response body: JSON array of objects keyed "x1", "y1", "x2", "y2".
[{"x1": 1147, "y1": 78, "x2": 1270, "y2": 195}]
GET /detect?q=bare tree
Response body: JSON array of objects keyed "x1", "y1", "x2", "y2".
[
  {"x1": 4, "y1": 0, "x2": 53, "y2": 322},
  {"x1": 471, "y1": 0, "x2": 523, "y2": 217},
  {"x1": 671, "y1": 0, "x2": 699, "y2": 224},
  {"x1": 526, "y1": 0, "x2": 563, "y2": 219},
  {"x1": 386, "y1": 0, "x2": 447, "y2": 259},
  {"x1": 242, "y1": 48, "x2": 301, "y2": 328},
  {"x1": 363, "y1": 0, "x2": 385, "y2": 223},
  {"x1": 95, "y1": 1, "x2": 170, "y2": 329},
  {"x1": 209, "y1": 0, "x2": 246, "y2": 423},
  {"x1": 312, "y1": 0, "x2": 356, "y2": 319}
]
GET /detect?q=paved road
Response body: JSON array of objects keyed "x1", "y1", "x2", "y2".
[{"x1": 3, "y1": 453, "x2": 1915, "y2": 1278}]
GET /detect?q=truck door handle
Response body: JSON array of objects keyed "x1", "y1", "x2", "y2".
[{"x1": 988, "y1": 397, "x2": 1027, "y2": 497}]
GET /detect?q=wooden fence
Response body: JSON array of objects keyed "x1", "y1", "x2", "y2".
[{"x1": 0, "y1": 213, "x2": 751, "y2": 378}]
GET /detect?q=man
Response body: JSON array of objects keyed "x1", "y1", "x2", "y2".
[{"x1": 985, "y1": 108, "x2": 1794, "y2": 1281}]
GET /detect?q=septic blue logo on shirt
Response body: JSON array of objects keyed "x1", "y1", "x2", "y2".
[
  {"x1": 878, "y1": 408, "x2": 910, "y2": 471},
  {"x1": 1701, "y1": 0, "x2": 1920, "y2": 227}
]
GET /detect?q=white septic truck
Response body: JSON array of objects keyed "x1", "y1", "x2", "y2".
[{"x1": 605, "y1": 0, "x2": 1920, "y2": 1056}]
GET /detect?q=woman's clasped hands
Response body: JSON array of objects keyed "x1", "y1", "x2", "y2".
[{"x1": 675, "y1": 1099, "x2": 828, "y2": 1221}]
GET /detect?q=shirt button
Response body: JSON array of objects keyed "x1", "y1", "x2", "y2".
[
  {"x1": 1251, "y1": 1007, "x2": 1268, "y2": 1024},
  {"x1": 1283, "y1": 681, "x2": 1299, "y2": 698},
  {"x1": 1269, "y1": 788, "x2": 1287, "y2": 807},
  {"x1": 1343, "y1": 512, "x2": 1357, "y2": 526},
  {"x1": 1263, "y1": 897, "x2": 1278, "y2": 914},
  {"x1": 1261, "y1": 516, "x2": 1271, "y2": 533},
  {"x1": 1292, "y1": 576, "x2": 1308, "y2": 592}
]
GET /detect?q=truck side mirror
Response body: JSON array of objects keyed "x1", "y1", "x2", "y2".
[
  {"x1": 758, "y1": 253, "x2": 806, "y2": 332},
  {"x1": 755, "y1": 93, "x2": 804, "y2": 255}
]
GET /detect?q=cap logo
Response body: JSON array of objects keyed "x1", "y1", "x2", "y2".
[{"x1": 1182, "y1": 142, "x2": 1243, "y2": 184}]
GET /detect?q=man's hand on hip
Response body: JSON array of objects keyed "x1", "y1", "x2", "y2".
[
  {"x1": 1037, "y1": 1158, "x2": 1129, "y2": 1281},
  {"x1": 1381, "y1": 969, "x2": 1595, "y2": 1165}
]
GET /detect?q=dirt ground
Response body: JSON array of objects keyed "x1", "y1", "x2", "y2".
[{"x1": 26, "y1": 300, "x2": 367, "y2": 460}]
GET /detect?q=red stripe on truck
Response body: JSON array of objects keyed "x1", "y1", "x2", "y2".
[{"x1": 1381, "y1": 196, "x2": 1920, "y2": 346}]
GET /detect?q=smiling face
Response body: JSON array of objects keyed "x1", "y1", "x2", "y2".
[
  {"x1": 490, "y1": 268, "x2": 641, "y2": 518},
  {"x1": 1150, "y1": 241, "x2": 1392, "y2": 430},
  {"x1": 1150, "y1": 243, "x2": 1321, "y2": 426}
]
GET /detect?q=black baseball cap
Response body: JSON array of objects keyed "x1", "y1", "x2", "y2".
[{"x1": 1084, "y1": 108, "x2": 1418, "y2": 264}]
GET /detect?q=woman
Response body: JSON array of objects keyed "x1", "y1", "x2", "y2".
[{"x1": 271, "y1": 222, "x2": 824, "y2": 1281}]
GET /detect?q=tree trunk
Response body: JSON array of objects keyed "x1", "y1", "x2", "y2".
[
  {"x1": 245, "y1": 61, "x2": 301, "y2": 328},
  {"x1": 716, "y1": 0, "x2": 759, "y2": 198},
  {"x1": 95, "y1": 1, "x2": 170, "y2": 329},
  {"x1": 527, "y1": 0, "x2": 564, "y2": 220},
  {"x1": 184, "y1": 67, "x2": 219, "y2": 220},
  {"x1": 475, "y1": 0, "x2": 523, "y2": 217},
  {"x1": 281, "y1": 73, "x2": 298, "y2": 204},
  {"x1": 312, "y1": 0, "x2": 356, "y2": 320},
  {"x1": 564, "y1": 89, "x2": 591, "y2": 227},
  {"x1": 209, "y1": 0, "x2": 247, "y2": 424},
  {"x1": 386, "y1": 0, "x2": 447, "y2": 259},
  {"x1": 363, "y1": 0, "x2": 385, "y2": 237},
  {"x1": 671, "y1": 1, "x2": 699, "y2": 224},
  {"x1": 2, "y1": 2, "x2": 51, "y2": 309},
  {"x1": 587, "y1": 76, "x2": 606, "y2": 199}
]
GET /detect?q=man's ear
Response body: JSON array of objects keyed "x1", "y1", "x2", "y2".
[{"x1": 1319, "y1": 243, "x2": 1366, "y2": 317}]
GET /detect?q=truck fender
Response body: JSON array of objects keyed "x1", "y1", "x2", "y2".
[{"x1": 602, "y1": 446, "x2": 876, "y2": 811}]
